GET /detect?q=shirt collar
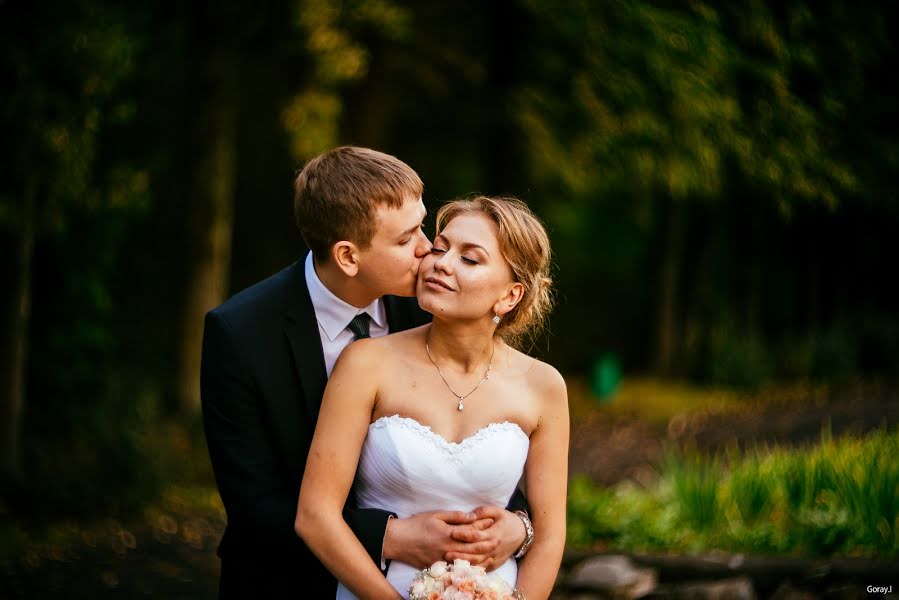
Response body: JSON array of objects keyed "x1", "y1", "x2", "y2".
[{"x1": 304, "y1": 252, "x2": 386, "y2": 341}]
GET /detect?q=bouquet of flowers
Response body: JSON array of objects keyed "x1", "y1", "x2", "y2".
[{"x1": 408, "y1": 559, "x2": 520, "y2": 600}]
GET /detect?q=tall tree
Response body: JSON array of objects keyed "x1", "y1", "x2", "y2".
[
  {"x1": 513, "y1": 0, "x2": 862, "y2": 376},
  {"x1": 175, "y1": 0, "x2": 238, "y2": 412},
  {"x1": 175, "y1": 0, "x2": 414, "y2": 411},
  {"x1": 0, "y1": 1, "x2": 141, "y2": 478}
]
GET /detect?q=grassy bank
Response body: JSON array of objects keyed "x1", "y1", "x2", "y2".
[{"x1": 568, "y1": 427, "x2": 899, "y2": 557}]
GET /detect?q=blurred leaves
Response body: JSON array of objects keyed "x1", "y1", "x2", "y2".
[
  {"x1": 282, "y1": 91, "x2": 342, "y2": 162},
  {"x1": 517, "y1": 0, "x2": 866, "y2": 217},
  {"x1": 1, "y1": 0, "x2": 152, "y2": 517},
  {"x1": 283, "y1": 0, "x2": 413, "y2": 161},
  {"x1": 510, "y1": 0, "x2": 898, "y2": 382},
  {"x1": 1, "y1": 0, "x2": 144, "y2": 234}
]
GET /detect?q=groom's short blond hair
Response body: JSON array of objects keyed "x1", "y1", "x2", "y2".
[{"x1": 294, "y1": 146, "x2": 424, "y2": 261}]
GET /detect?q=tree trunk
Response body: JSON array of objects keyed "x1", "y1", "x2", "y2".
[
  {"x1": 485, "y1": 0, "x2": 526, "y2": 195},
  {"x1": 656, "y1": 199, "x2": 686, "y2": 376},
  {"x1": 0, "y1": 182, "x2": 35, "y2": 480},
  {"x1": 745, "y1": 205, "x2": 763, "y2": 340},
  {"x1": 176, "y1": 2, "x2": 237, "y2": 413},
  {"x1": 683, "y1": 208, "x2": 713, "y2": 376},
  {"x1": 346, "y1": 42, "x2": 391, "y2": 149}
]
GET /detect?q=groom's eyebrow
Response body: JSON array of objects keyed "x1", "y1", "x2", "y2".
[
  {"x1": 399, "y1": 211, "x2": 427, "y2": 238},
  {"x1": 399, "y1": 223, "x2": 423, "y2": 237}
]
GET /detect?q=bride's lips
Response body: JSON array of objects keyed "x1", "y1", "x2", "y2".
[{"x1": 423, "y1": 276, "x2": 454, "y2": 292}]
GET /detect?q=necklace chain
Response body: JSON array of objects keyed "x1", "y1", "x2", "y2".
[{"x1": 425, "y1": 327, "x2": 495, "y2": 411}]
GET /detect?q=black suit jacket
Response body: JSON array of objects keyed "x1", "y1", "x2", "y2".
[{"x1": 201, "y1": 258, "x2": 526, "y2": 599}]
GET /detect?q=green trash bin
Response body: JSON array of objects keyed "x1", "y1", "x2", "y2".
[{"x1": 590, "y1": 353, "x2": 621, "y2": 403}]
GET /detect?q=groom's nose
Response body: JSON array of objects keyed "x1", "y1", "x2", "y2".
[{"x1": 414, "y1": 230, "x2": 432, "y2": 258}]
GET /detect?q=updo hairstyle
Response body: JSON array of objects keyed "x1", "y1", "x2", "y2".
[{"x1": 434, "y1": 195, "x2": 555, "y2": 349}]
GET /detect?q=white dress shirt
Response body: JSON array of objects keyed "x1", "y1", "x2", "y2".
[{"x1": 304, "y1": 252, "x2": 388, "y2": 376}]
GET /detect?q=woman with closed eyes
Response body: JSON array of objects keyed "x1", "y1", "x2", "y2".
[{"x1": 296, "y1": 196, "x2": 568, "y2": 600}]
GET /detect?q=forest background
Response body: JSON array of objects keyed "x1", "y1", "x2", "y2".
[{"x1": 1, "y1": 0, "x2": 897, "y2": 590}]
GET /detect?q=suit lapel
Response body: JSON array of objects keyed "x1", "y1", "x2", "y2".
[
  {"x1": 284, "y1": 258, "x2": 328, "y2": 424},
  {"x1": 283, "y1": 265, "x2": 431, "y2": 424}
]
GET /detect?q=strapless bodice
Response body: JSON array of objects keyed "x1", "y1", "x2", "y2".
[{"x1": 336, "y1": 414, "x2": 529, "y2": 599}]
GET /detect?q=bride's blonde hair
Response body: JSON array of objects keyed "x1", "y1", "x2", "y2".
[{"x1": 435, "y1": 195, "x2": 555, "y2": 349}]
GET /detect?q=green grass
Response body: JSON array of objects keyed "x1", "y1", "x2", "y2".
[
  {"x1": 566, "y1": 375, "x2": 841, "y2": 424},
  {"x1": 666, "y1": 450, "x2": 722, "y2": 531},
  {"x1": 567, "y1": 427, "x2": 899, "y2": 557}
]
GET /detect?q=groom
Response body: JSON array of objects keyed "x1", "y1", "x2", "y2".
[{"x1": 201, "y1": 146, "x2": 530, "y2": 598}]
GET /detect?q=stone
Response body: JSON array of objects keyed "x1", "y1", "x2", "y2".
[
  {"x1": 566, "y1": 555, "x2": 658, "y2": 599},
  {"x1": 769, "y1": 582, "x2": 820, "y2": 600},
  {"x1": 647, "y1": 577, "x2": 756, "y2": 600}
]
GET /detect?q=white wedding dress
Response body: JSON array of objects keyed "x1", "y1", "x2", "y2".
[{"x1": 336, "y1": 414, "x2": 530, "y2": 600}]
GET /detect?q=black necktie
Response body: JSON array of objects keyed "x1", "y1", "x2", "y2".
[{"x1": 347, "y1": 313, "x2": 371, "y2": 340}]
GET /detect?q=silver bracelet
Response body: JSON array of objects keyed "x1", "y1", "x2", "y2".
[{"x1": 512, "y1": 510, "x2": 534, "y2": 559}]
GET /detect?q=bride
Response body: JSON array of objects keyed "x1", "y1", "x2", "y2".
[{"x1": 296, "y1": 196, "x2": 568, "y2": 600}]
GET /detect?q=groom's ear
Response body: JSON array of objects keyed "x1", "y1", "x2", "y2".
[
  {"x1": 495, "y1": 282, "x2": 525, "y2": 317},
  {"x1": 332, "y1": 241, "x2": 360, "y2": 277}
]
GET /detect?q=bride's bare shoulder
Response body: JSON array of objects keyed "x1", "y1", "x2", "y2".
[
  {"x1": 339, "y1": 324, "x2": 428, "y2": 363},
  {"x1": 509, "y1": 348, "x2": 567, "y2": 402}
]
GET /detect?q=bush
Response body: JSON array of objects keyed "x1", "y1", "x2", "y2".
[
  {"x1": 666, "y1": 450, "x2": 722, "y2": 531},
  {"x1": 705, "y1": 326, "x2": 773, "y2": 389},
  {"x1": 568, "y1": 427, "x2": 899, "y2": 557}
]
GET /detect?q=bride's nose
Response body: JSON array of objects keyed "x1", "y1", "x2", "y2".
[{"x1": 433, "y1": 250, "x2": 453, "y2": 274}]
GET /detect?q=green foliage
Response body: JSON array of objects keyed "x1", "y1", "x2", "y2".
[
  {"x1": 282, "y1": 0, "x2": 412, "y2": 161},
  {"x1": 516, "y1": 1, "x2": 857, "y2": 210},
  {"x1": 665, "y1": 449, "x2": 722, "y2": 531},
  {"x1": 0, "y1": 1, "x2": 145, "y2": 235},
  {"x1": 777, "y1": 315, "x2": 899, "y2": 383},
  {"x1": 568, "y1": 428, "x2": 899, "y2": 557},
  {"x1": 706, "y1": 325, "x2": 773, "y2": 389},
  {"x1": 725, "y1": 450, "x2": 774, "y2": 523},
  {"x1": 830, "y1": 430, "x2": 899, "y2": 552},
  {"x1": 567, "y1": 475, "x2": 680, "y2": 551},
  {"x1": 22, "y1": 205, "x2": 154, "y2": 518},
  {"x1": 1, "y1": 1, "x2": 152, "y2": 517},
  {"x1": 510, "y1": 0, "x2": 898, "y2": 380}
]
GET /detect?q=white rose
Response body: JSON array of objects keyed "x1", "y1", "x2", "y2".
[
  {"x1": 451, "y1": 559, "x2": 473, "y2": 582},
  {"x1": 429, "y1": 560, "x2": 448, "y2": 577},
  {"x1": 427, "y1": 578, "x2": 445, "y2": 594},
  {"x1": 410, "y1": 580, "x2": 427, "y2": 597}
]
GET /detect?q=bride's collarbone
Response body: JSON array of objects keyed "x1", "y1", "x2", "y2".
[{"x1": 376, "y1": 367, "x2": 540, "y2": 436}]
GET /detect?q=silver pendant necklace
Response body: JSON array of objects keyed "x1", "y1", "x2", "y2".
[{"x1": 425, "y1": 326, "x2": 495, "y2": 411}]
